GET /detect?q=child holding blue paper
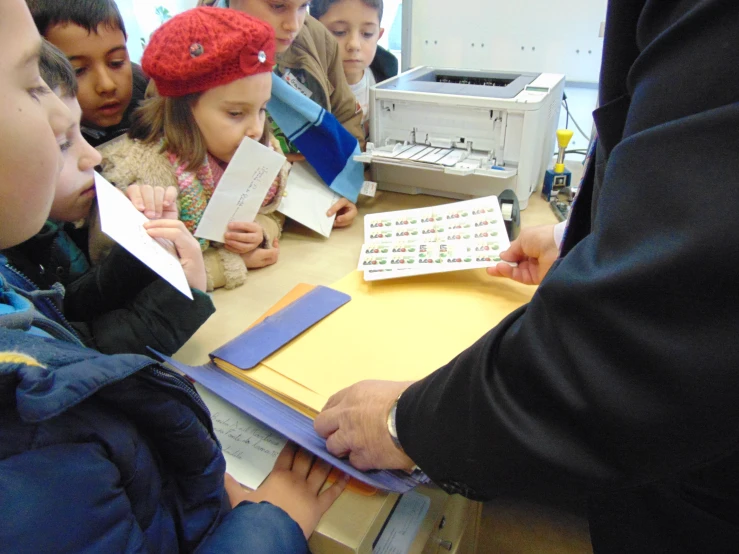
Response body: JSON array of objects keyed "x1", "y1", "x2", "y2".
[
  {"x1": 99, "y1": 7, "x2": 290, "y2": 290},
  {"x1": 0, "y1": 1, "x2": 347, "y2": 550}
]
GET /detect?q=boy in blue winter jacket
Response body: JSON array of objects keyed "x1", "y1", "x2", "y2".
[
  {"x1": 1, "y1": 39, "x2": 214, "y2": 357},
  {"x1": 0, "y1": 2, "x2": 347, "y2": 551}
]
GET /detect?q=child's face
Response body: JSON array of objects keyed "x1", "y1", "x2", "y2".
[
  {"x1": 318, "y1": 0, "x2": 383, "y2": 84},
  {"x1": 230, "y1": 0, "x2": 309, "y2": 53},
  {"x1": 0, "y1": 0, "x2": 72, "y2": 249},
  {"x1": 45, "y1": 23, "x2": 133, "y2": 130},
  {"x1": 191, "y1": 72, "x2": 272, "y2": 164},
  {"x1": 50, "y1": 95, "x2": 103, "y2": 223}
]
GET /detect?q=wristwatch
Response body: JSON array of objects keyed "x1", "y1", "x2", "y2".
[{"x1": 386, "y1": 392, "x2": 405, "y2": 453}]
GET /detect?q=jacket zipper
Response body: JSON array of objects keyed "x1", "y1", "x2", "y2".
[
  {"x1": 148, "y1": 365, "x2": 210, "y2": 420},
  {"x1": 3, "y1": 261, "x2": 80, "y2": 338}
]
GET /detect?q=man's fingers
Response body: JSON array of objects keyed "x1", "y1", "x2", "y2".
[
  {"x1": 325, "y1": 431, "x2": 350, "y2": 458},
  {"x1": 314, "y1": 405, "x2": 341, "y2": 437},
  {"x1": 348, "y1": 450, "x2": 373, "y2": 471},
  {"x1": 487, "y1": 262, "x2": 514, "y2": 279}
]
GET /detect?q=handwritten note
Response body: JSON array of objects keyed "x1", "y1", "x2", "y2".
[
  {"x1": 195, "y1": 137, "x2": 285, "y2": 243},
  {"x1": 195, "y1": 384, "x2": 287, "y2": 489},
  {"x1": 94, "y1": 172, "x2": 192, "y2": 299}
]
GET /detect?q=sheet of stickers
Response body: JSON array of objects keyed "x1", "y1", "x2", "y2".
[{"x1": 358, "y1": 195, "x2": 511, "y2": 281}]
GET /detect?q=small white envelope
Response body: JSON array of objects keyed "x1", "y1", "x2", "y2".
[
  {"x1": 278, "y1": 161, "x2": 340, "y2": 238},
  {"x1": 94, "y1": 172, "x2": 192, "y2": 299},
  {"x1": 195, "y1": 138, "x2": 285, "y2": 243}
]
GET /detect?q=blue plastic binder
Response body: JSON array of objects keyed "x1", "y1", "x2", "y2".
[
  {"x1": 154, "y1": 351, "x2": 429, "y2": 494},
  {"x1": 212, "y1": 285, "x2": 351, "y2": 369}
]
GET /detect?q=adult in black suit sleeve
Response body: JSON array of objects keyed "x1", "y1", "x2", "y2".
[{"x1": 315, "y1": 1, "x2": 739, "y2": 550}]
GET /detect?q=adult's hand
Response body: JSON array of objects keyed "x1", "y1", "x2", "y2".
[
  {"x1": 314, "y1": 380, "x2": 416, "y2": 471},
  {"x1": 486, "y1": 224, "x2": 559, "y2": 285}
]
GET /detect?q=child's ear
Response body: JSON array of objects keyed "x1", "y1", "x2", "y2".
[{"x1": 379, "y1": 28, "x2": 385, "y2": 40}]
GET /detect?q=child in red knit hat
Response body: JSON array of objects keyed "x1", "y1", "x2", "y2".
[{"x1": 98, "y1": 6, "x2": 290, "y2": 291}]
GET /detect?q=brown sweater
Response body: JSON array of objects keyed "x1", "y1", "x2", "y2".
[{"x1": 96, "y1": 136, "x2": 290, "y2": 291}]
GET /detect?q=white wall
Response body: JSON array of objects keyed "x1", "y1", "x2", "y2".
[
  {"x1": 118, "y1": 0, "x2": 194, "y2": 63},
  {"x1": 407, "y1": 0, "x2": 607, "y2": 84}
]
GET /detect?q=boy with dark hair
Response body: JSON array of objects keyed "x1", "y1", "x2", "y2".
[
  {"x1": 311, "y1": 0, "x2": 398, "y2": 137},
  {"x1": 26, "y1": 0, "x2": 148, "y2": 146},
  {"x1": 2, "y1": 39, "x2": 215, "y2": 357}
]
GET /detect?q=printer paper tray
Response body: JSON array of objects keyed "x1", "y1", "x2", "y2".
[{"x1": 355, "y1": 152, "x2": 518, "y2": 179}]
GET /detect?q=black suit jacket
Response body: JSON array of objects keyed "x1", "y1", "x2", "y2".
[{"x1": 398, "y1": 1, "x2": 739, "y2": 551}]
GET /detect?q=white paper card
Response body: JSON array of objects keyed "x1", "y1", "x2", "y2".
[
  {"x1": 360, "y1": 196, "x2": 512, "y2": 281},
  {"x1": 194, "y1": 138, "x2": 285, "y2": 243},
  {"x1": 195, "y1": 384, "x2": 287, "y2": 490},
  {"x1": 373, "y1": 491, "x2": 431, "y2": 554},
  {"x1": 278, "y1": 161, "x2": 340, "y2": 238},
  {"x1": 94, "y1": 172, "x2": 192, "y2": 299},
  {"x1": 360, "y1": 180, "x2": 377, "y2": 197}
]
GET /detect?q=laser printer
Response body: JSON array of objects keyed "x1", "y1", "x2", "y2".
[{"x1": 355, "y1": 67, "x2": 565, "y2": 209}]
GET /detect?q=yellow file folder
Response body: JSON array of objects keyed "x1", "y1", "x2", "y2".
[{"x1": 214, "y1": 269, "x2": 535, "y2": 418}]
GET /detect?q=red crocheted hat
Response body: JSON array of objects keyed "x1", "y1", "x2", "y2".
[{"x1": 142, "y1": 6, "x2": 275, "y2": 97}]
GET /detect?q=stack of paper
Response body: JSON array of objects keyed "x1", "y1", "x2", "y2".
[{"x1": 358, "y1": 196, "x2": 511, "y2": 281}]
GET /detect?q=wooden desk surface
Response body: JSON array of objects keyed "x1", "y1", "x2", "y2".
[
  {"x1": 175, "y1": 191, "x2": 557, "y2": 365},
  {"x1": 175, "y1": 188, "x2": 590, "y2": 554}
]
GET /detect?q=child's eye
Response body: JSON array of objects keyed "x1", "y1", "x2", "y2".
[
  {"x1": 27, "y1": 85, "x2": 50, "y2": 102},
  {"x1": 270, "y1": 3, "x2": 286, "y2": 11},
  {"x1": 59, "y1": 140, "x2": 73, "y2": 153},
  {"x1": 74, "y1": 67, "x2": 87, "y2": 77},
  {"x1": 228, "y1": 111, "x2": 244, "y2": 118},
  {"x1": 363, "y1": 32, "x2": 375, "y2": 39},
  {"x1": 332, "y1": 30, "x2": 346, "y2": 37},
  {"x1": 109, "y1": 60, "x2": 126, "y2": 69}
]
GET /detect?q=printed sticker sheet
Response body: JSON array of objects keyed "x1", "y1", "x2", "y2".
[{"x1": 358, "y1": 196, "x2": 511, "y2": 281}]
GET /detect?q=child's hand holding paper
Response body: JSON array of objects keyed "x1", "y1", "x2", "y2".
[
  {"x1": 94, "y1": 172, "x2": 195, "y2": 299},
  {"x1": 194, "y1": 138, "x2": 285, "y2": 244},
  {"x1": 224, "y1": 221, "x2": 265, "y2": 255}
]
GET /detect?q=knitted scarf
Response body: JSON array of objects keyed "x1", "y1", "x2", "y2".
[
  {"x1": 166, "y1": 151, "x2": 221, "y2": 250},
  {"x1": 167, "y1": 150, "x2": 280, "y2": 250}
]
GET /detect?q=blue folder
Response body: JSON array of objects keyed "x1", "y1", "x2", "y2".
[
  {"x1": 154, "y1": 352, "x2": 428, "y2": 494},
  {"x1": 212, "y1": 285, "x2": 351, "y2": 369},
  {"x1": 150, "y1": 284, "x2": 428, "y2": 493}
]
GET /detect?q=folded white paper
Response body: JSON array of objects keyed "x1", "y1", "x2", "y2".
[
  {"x1": 94, "y1": 172, "x2": 192, "y2": 299},
  {"x1": 278, "y1": 161, "x2": 340, "y2": 238},
  {"x1": 195, "y1": 138, "x2": 285, "y2": 243}
]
